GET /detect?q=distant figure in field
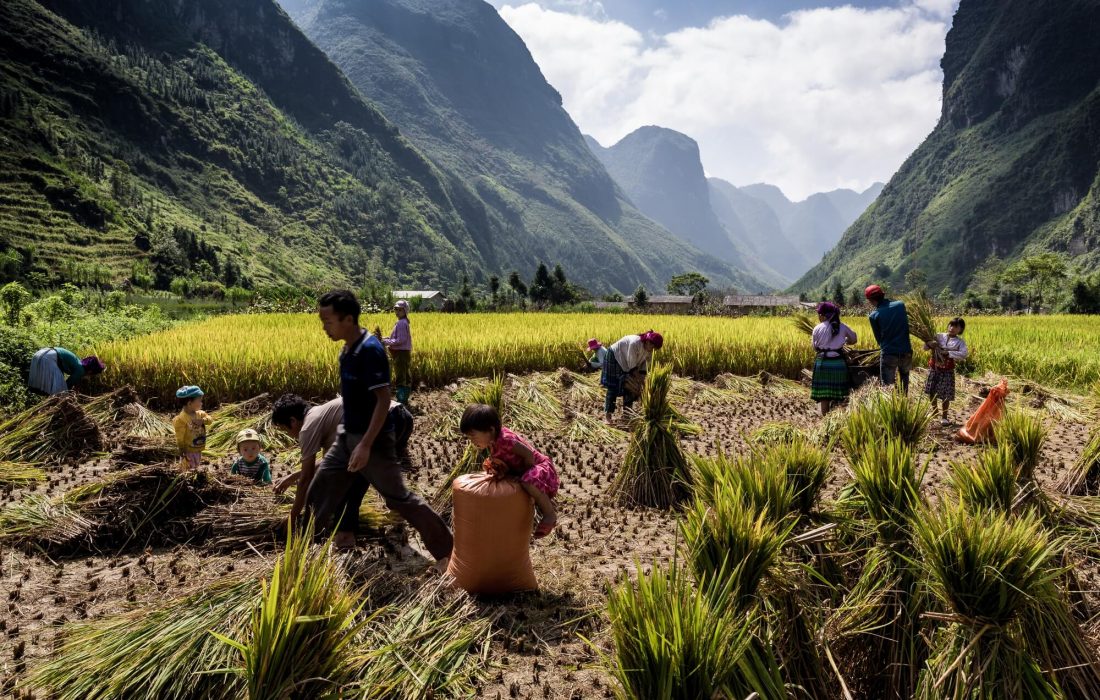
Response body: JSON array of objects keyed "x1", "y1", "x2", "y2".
[
  {"x1": 810, "y1": 301, "x2": 857, "y2": 416},
  {"x1": 382, "y1": 299, "x2": 413, "y2": 405},
  {"x1": 923, "y1": 317, "x2": 969, "y2": 427},
  {"x1": 308, "y1": 289, "x2": 452, "y2": 564},
  {"x1": 603, "y1": 330, "x2": 663, "y2": 423},
  {"x1": 27, "y1": 348, "x2": 105, "y2": 395},
  {"x1": 865, "y1": 285, "x2": 913, "y2": 394}
]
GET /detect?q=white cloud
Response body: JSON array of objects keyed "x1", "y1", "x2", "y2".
[{"x1": 499, "y1": 2, "x2": 958, "y2": 200}]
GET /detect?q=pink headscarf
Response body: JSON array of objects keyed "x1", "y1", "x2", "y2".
[{"x1": 639, "y1": 330, "x2": 664, "y2": 349}]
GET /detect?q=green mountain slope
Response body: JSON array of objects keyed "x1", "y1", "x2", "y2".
[
  {"x1": 0, "y1": 0, "x2": 490, "y2": 290},
  {"x1": 707, "y1": 178, "x2": 802, "y2": 282},
  {"x1": 795, "y1": 0, "x2": 1100, "y2": 294},
  {"x1": 284, "y1": 0, "x2": 757, "y2": 293}
]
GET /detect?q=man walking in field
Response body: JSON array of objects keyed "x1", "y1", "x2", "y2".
[
  {"x1": 307, "y1": 289, "x2": 452, "y2": 569},
  {"x1": 865, "y1": 284, "x2": 913, "y2": 394}
]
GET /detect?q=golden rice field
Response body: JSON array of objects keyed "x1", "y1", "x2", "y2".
[{"x1": 94, "y1": 312, "x2": 1100, "y2": 403}]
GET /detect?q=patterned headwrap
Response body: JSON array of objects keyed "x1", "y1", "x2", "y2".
[{"x1": 816, "y1": 301, "x2": 841, "y2": 337}]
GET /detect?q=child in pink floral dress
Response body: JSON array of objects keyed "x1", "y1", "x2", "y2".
[{"x1": 460, "y1": 403, "x2": 559, "y2": 537}]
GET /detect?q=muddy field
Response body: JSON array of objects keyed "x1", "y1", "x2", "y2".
[{"x1": 1, "y1": 369, "x2": 1096, "y2": 698}]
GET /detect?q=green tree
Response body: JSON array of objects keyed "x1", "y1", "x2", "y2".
[
  {"x1": 633, "y1": 285, "x2": 649, "y2": 308},
  {"x1": 529, "y1": 263, "x2": 553, "y2": 305},
  {"x1": 1002, "y1": 253, "x2": 1068, "y2": 312},
  {"x1": 666, "y1": 272, "x2": 710, "y2": 297},
  {"x1": 507, "y1": 271, "x2": 527, "y2": 302},
  {"x1": 489, "y1": 275, "x2": 500, "y2": 305},
  {"x1": 904, "y1": 267, "x2": 927, "y2": 294},
  {"x1": 832, "y1": 279, "x2": 845, "y2": 306},
  {"x1": 0, "y1": 281, "x2": 31, "y2": 325}
]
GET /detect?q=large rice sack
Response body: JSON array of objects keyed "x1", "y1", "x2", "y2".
[
  {"x1": 447, "y1": 473, "x2": 538, "y2": 595},
  {"x1": 957, "y1": 378, "x2": 1009, "y2": 444}
]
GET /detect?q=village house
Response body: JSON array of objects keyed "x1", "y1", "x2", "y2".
[
  {"x1": 392, "y1": 290, "x2": 447, "y2": 310},
  {"x1": 722, "y1": 294, "x2": 802, "y2": 315}
]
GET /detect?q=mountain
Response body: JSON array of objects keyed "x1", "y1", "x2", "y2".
[
  {"x1": 282, "y1": 0, "x2": 760, "y2": 293},
  {"x1": 585, "y1": 127, "x2": 753, "y2": 270},
  {"x1": 795, "y1": 0, "x2": 1100, "y2": 294},
  {"x1": 707, "y1": 178, "x2": 802, "y2": 281},
  {"x1": 0, "y1": 0, "x2": 491, "y2": 290}
]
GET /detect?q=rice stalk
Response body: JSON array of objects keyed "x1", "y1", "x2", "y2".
[
  {"x1": 0, "y1": 460, "x2": 46, "y2": 486},
  {"x1": 1057, "y1": 426, "x2": 1100, "y2": 496},
  {"x1": 992, "y1": 409, "x2": 1047, "y2": 483},
  {"x1": 351, "y1": 584, "x2": 492, "y2": 699},
  {"x1": 508, "y1": 373, "x2": 563, "y2": 433},
  {"x1": 905, "y1": 292, "x2": 937, "y2": 345},
  {"x1": 748, "y1": 422, "x2": 809, "y2": 447},
  {"x1": 565, "y1": 409, "x2": 626, "y2": 445},
  {"x1": 792, "y1": 313, "x2": 817, "y2": 337},
  {"x1": 0, "y1": 494, "x2": 94, "y2": 548},
  {"x1": 0, "y1": 394, "x2": 102, "y2": 465},
  {"x1": 610, "y1": 362, "x2": 697, "y2": 508},
  {"x1": 124, "y1": 402, "x2": 175, "y2": 439},
  {"x1": 82, "y1": 386, "x2": 141, "y2": 425},
  {"x1": 604, "y1": 561, "x2": 785, "y2": 700},
  {"x1": 213, "y1": 522, "x2": 369, "y2": 699},
  {"x1": 766, "y1": 437, "x2": 832, "y2": 517},
  {"x1": 690, "y1": 448, "x2": 795, "y2": 524},
  {"x1": 948, "y1": 444, "x2": 1019, "y2": 513},
  {"x1": 842, "y1": 388, "x2": 931, "y2": 456}
]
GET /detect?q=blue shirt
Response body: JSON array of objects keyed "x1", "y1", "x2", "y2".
[
  {"x1": 339, "y1": 331, "x2": 393, "y2": 434},
  {"x1": 868, "y1": 300, "x2": 913, "y2": 355}
]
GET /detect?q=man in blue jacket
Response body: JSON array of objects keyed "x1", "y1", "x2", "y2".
[{"x1": 865, "y1": 285, "x2": 913, "y2": 394}]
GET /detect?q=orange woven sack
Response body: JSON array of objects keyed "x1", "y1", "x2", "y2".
[
  {"x1": 956, "y1": 378, "x2": 1009, "y2": 444},
  {"x1": 447, "y1": 472, "x2": 538, "y2": 595}
]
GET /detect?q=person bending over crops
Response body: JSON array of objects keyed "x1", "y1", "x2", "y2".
[
  {"x1": 923, "y1": 317, "x2": 969, "y2": 426},
  {"x1": 27, "y1": 347, "x2": 105, "y2": 395},
  {"x1": 460, "y1": 403, "x2": 560, "y2": 537},
  {"x1": 604, "y1": 330, "x2": 663, "y2": 424},
  {"x1": 173, "y1": 385, "x2": 211, "y2": 470},
  {"x1": 383, "y1": 299, "x2": 413, "y2": 404},
  {"x1": 586, "y1": 338, "x2": 608, "y2": 372},
  {"x1": 273, "y1": 395, "x2": 416, "y2": 523},
  {"x1": 309, "y1": 289, "x2": 453, "y2": 564},
  {"x1": 230, "y1": 428, "x2": 272, "y2": 484},
  {"x1": 810, "y1": 301, "x2": 857, "y2": 416},
  {"x1": 865, "y1": 285, "x2": 913, "y2": 394}
]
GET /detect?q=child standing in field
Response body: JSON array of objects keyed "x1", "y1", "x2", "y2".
[
  {"x1": 230, "y1": 428, "x2": 272, "y2": 484},
  {"x1": 383, "y1": 299, "x2": 413, "y2": 404},
  {"x1": 924, "y1": 317, "x2": 969, "y2": 426},
  {"x1": 460, "y1": 404, "x2": 559, "y2": 538},
  {"x1": 173, "y1": 385, "x2": 211, "y2": 469}
]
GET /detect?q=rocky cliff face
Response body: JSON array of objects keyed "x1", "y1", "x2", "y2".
[{"x1": 795, "y1": 0, "x2": 1100, "y2": 294}]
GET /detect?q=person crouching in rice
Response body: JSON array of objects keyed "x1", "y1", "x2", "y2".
[
  {"x1": 810, "y1": 301, "x2": 857, "y2": 416},
  {"x1": 924, "y1": 317, "x2": 969, "y2": 427}
]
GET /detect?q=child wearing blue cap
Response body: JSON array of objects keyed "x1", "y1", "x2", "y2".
[{"x1": 173, "y1": 385, "x2": 211, "y2": 469}]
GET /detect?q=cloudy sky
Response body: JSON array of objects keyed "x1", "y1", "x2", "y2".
[{"x1": 486, "y1": 0, "x2": 960, "y2": 200}]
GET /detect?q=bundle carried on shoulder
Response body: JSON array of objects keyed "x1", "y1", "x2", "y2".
[
  {"x1": 447, "y1": 472, "x2": 537, "y2": 595},
  {"x1": 956, "y1": 378, "x2": 1009, "y2": 444}
]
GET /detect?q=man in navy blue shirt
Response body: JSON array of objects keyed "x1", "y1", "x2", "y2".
[
  {"x1": 865, "y1": 285, "x2": 914, "y2": 394},
  {"x1": 306, "y1": 290, "x2": 452, "y2": 567}
]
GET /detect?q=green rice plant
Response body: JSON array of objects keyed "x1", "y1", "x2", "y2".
[
  {"x1": 765, "y1": 437, "x2": 832, "y2": 516},
  {"x1": 351, "y1": 584, "x2": 492, "y2": 699},
  {"x1": 0, "y1": 460, "x2": 45, "y2": 486},
  {"x1": 28, "y1": 575, "x2": 257, "y2": 699},
  {"x1": 912, "y1": 506, "x2": 1069, "y2": 700},
  {"x1": 992, "y1": 409, "x2": 1047, "y2": 483},
  {"x1": 610, "y1": 362, "x2": 698, "y2": 508},
  {"x1": 842, "y1": 388, "x2": 931, "y2": 456},
  {"x1": 604, "y1": 561, "x2": 785, "y2": 700},
  {"x1": 213, "y1": 523, "x2": 368, "y2": 699},
  {"x1": 691, "y1": 449, "x2": 794, "y2": 523},
  {"x1": 829, "y1": 438, "x2": 929, "y2": 698},
  {"x1": 1057, "y1": 426, "x2": 1100, "y2": 495},
  {"x1": 948, "y1": 444, "x2": 1019, "y2": 513},
  {"x1": 679, "y1": 493, "x2": 792, "y2": 608}
]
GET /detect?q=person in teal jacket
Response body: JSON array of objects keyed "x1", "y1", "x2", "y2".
[
  {"x1": 27, "y1": 347, "x2": 105, "y2": 395},
  {"x1": 865, "y1": 285, "x2": 913, "y2": 394}
]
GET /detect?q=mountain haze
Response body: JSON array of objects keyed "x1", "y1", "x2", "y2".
[
  {"x1": 796, "y1": 0, "x2": 1100, "y2": 294},
  {"x1": 282, "y1": 0, "x2": 760, "y2": 293}
]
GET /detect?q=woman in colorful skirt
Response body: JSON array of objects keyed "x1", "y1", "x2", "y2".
[
  {"x1": 810, "y1": 301, "x2": 857, "y2": 416},
  {"x1": 923, "y1": 317, "x2": 968, "y2": 427}
]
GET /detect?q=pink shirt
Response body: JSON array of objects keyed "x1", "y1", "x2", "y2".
[{"x1": 383, "y1": 318, "x2": 412, "y2": 351}]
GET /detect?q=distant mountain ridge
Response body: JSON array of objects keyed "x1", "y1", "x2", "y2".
[
  {"x1": 794, "y1": 0, "x2": 1100, "y2": 294},
  {"x1": 586, "y1": 127, "x2": 882, "y2": 285},
  {"x1": 282, "y1": 0, "x2": 765, "y2": 293}
]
